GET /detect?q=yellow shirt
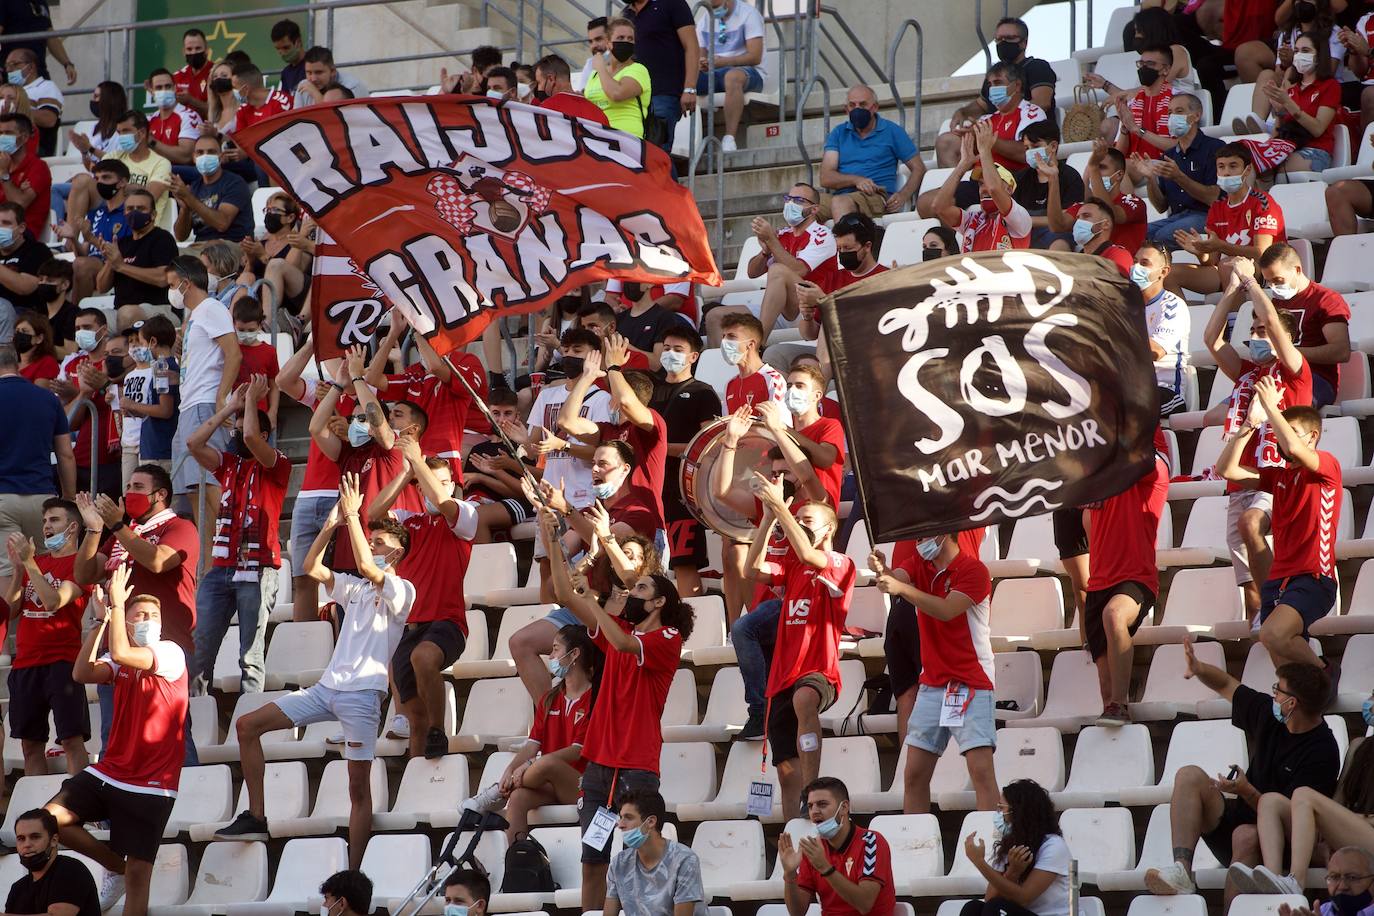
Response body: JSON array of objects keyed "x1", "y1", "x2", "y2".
[
  {"x1": 585, "y1": 61, "x2": 652, "y2": 137},
  {"x1": 111, "y1": 148, "x2": 174, "y2": 230}
]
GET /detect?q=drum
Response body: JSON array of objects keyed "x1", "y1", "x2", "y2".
[{"x1": 679, "y1": 417, "x2": 792, "y2": 543}]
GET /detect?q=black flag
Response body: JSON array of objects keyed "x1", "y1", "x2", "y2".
[{"x1": 821, "y1": 249, "x2": 1159, "y2": 543}]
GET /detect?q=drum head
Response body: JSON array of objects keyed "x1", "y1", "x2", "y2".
[{"x1": 679, "y1": 418, "x2": 785, "y2": 543}]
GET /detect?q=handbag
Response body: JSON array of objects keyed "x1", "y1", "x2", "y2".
[
  {"x1": 636, "y1": 92, "x2": 669, "y2": 147},
  {"x1": 1061, "y1": 85, "x2": 1105, "y2": 144}
]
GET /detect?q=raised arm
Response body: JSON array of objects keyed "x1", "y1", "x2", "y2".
[
  {"x1": 1256, "y1": 374, "x2": 1321, "y2": 471},
  {"x1": 754, "y1": 472, "x2": 828, "y2": 570},
  {"x1": 603, "y1": 335, "x2": 655, "y2": 429},
  {"x1": 1207, "y1": 277, "x2": 1247, "y2": 381},
  {"x1": 340, "y1": 473, "x2": 385, "y2": 586},
  {"x1": 557, "y1": 349, "x2": 605, "y2": 440},
  {"x1": 1238, "y1": 258, "x2": 1303, "y2": 376},
  {"x1": 105, "y1": 563, "x2": 158, "y2": 671},
  {"x1": 301, "y1": 503, "x2": 340, "y2": 593},
  {"x1": 1182, "y1": 633, "x2": 1239, "y2": 700},
  {"x1": 346, "y1": 344, "x2": 395, "y2": 451},
  {"x1": 711, "y1": 406, "x2": 762, "y2": 517},
  {"x1": 187, "y1": 383, "x2": 244, "y2": 471}
]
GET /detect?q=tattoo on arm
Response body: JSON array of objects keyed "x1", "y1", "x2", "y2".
[{"x1": 365, "y1": 402, "x2": 382, "y2": 426}]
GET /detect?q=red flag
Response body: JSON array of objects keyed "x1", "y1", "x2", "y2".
[
  {"x1": 309, "y1": 230, "x2": 391, "y2": 360},
  {"x1": 235, "y1": 96, "x2": 720, "y2": 356}
]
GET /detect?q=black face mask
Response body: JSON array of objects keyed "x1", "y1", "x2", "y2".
[
  {"x1": 561, "y1": 355, "x2": 585, "y2": 377},
  {"x1": 921, "y1": 247, "x2": 944, "y2": 262},
  {"x1": 210, "y1": 76, "x2": 233, "y2": 95},
  {"x1": 621, "y1": 281, "x2": 644, "y2": 301},
  {"x1": 611, "y1": 41, "x2": 636, "y2": 62},
  {"x1": 837, "y1": 249, "x2": 862, "y2": 271},
  {"x1": 18, "y1": 844, "x2": 52, "y2": 873},
  {"x1": 12, "y1": 330, "x2": 32, "y2": 353},
  {"x1": 263, "y1": 212, "x2": 286, "y2": 234},
  {"x1": 186, "y1": 52, "x2": 208, "y2": 70},
  {"x1": 228, "y1": 430, "x2": 253, "y2": 458},
  {"x1": 104, "y1": 355, "x2": 125, "y2": 376},
  {"x1": 88, "y1": 99, "x2": 100, "y2": 118},
  {"x1": 1331, "y1": 893, "x2": 1373, "y2": 916},
  {"x1": 34, "y1": 282, "x2": 58, "y2": 302},
  {"x1": 532, "y1": 88, "x2": 548, "y2": 101},
  {"x1": 995, "y1": 40, "x2": 1022, "y2": 63},
  {"x1": 1137, "y1": 65, "x2": 1161, "y2": 87},
  {"x1": 127, "y1": 210, "x2": 151, "y2": 231},
  {"x1": 780, "y1": 478, "x2": 797, "y2": 502},
  {"x1": 1294, "y1": 0, "x2": 1318, "y2": 22},
  {"x1": 95, "y1": 181, "x2": 119, "y2": 201},
  {"x1": 622, "y1": 594, "x2": 651, "y2": 624}
]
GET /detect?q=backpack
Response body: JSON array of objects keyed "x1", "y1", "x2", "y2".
[
  {"x1": 502, "y1": 833, "x2": 557, "y2": 894},
  {"x1": 1061, "y1": 85, "x2": 1104, "y2": 144}
]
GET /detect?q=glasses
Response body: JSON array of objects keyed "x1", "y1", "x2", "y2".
[
  {"x1": 1271, "y1": 683, "x2": 1293, "y2": 697},
  {"x1": 1326, "y1": 874, "x2": 1373, "y2": 885},
  {"x1": 782, "y1": 194, "x2": 813, "y2": 205}
]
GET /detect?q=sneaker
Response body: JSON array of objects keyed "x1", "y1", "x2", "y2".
[
  {"x1": 1228, "y1": 863, "x2": 1261, "y2": 894},
  {"x1": 325, "y1": 732, "x2": 345, "y2": 746},
  {"x1": 462, "y1": 783, "x2": 506, "y2": 814},
  {"x1": 1252, "y1": 866, "x2": 1303, "y2": 896},
  {"x1": 1144, "y1": 862, "x2": 1197, "y2": 896},
  {"x1": 738, "y1": 712, "x2": 766, "y2": 741},
  {"x1": 385, "y1": 715, "x2": 411, "y2": 741},
  {"x1": 721, "y1": 135, "x2": 738, "y2": 153},
  {"x1": 1323, "y1": 658, "x2": 1341, "y2": 709},
  {"x1": 1096, "y1": 702, "x2": 1130, "y2": 727},
  {"x1": 424, "y1": 726, "x2": 448, "y2": 760},
  {"x1": 99, "y1": 870, "x2": 126, "y2": 911},
  {"x1": 212, "y1": 811, "x2": 270, "y2": 843}
]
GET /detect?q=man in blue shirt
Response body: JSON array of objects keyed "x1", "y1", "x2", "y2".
[
  {"x1": 1144, "y1": 93, "x2": 1222, "y2": 247},
  {"x1": 821, "y1": 84, "x2": 926, "y2": 219},
  {"x1": 0, "y1": 343, "x2": 76, "y2": 578},
  {"x1": 57, "y1": 159, "x2": 131, "y2": 304},
  {"x1": 170, "y1": 135, "x2": 253, "y2": 245}
]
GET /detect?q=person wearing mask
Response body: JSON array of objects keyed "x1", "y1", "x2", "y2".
[
  {"x1": 784, "y1": 212, "x2": 887, "y2": 375},
  {"x1": 1094, "y1": 45, "x2": 1178, "y2": 164},
  {"x1": 4, "y1": 808, "x2": 100, "y2": 916},
  {"x1": 765, "y1": 365, "x2": 845, "y2": 509},
  {"x1": 170, "y1": 134, "x2": 252, "y2": 244},
  {"x1": 780, "y1": 777, "x2": 897, "y2": 916},
  {"x1": 442, "y1": 869, "x2": 489, "y2": 916},
  {"x1": 0, "y1": 0, "x2": 78, "y2": 91},
  {"x1": 2, "y1": 49, "x2": 59, "y2": 157},
  {"x1": 54, "y1": 308, "x2": 121, "y2": 499},
  {"x1": 1256, "y1": 243, "x2": 1351, "y2": 409},
  {"x1": 229, "y1": 297, "x2": 278, "y2": 423},
  {"x1": 230, "y1": 63, "x2": 293, "y2": 135},
  {"x1": 0, "y1": 201, "x2": 49, "y2": 322},
  {"x1": 144, "y1": 68, "x2": 200, "y2": 169},
  {"x1": 1131, "y1": 241, "x2": 1191, "y2": 417},
  {"x1": 1069, "y1": 197, "x2": 1134, "y2": 277},
  {"x1": 1045, "y1": 142, "x2": 1147, "y2": 255},
  {"x1": 64, "y1": 81, "x2": 126, "y2": 189},
  {"x1": 585, "y1": 18, "x2": 652, "y2": 138},
  {"x1": 205, "y1": 62, "x2": 239, "y2": 138},
  {"x1": 961, "y1": 779, "x2": 1073, "y2": 916},
  {"x1": 215, "y1": 474, "x2": 413, "y2": 872},
  {"x1": 164, "y1": 255, "x2": 241, "y2": 531},
  {"x1": 622, "y1": 0, "x2": 701, "y2": 152},
  {"x1": 173, "y1": 29, "x2": 211, "y2": 116},
  {"x1": 0, "y1": 112, "x2": 49, "y2": 239},
  {"x1": 95, "y1": 189, "x2": 177, "y2": 315},
  {"x1": 1012, "y1": 121, "x2": 1084, "y2": 250},
  {"x1": 933, "y1": 123, "x2": 1031, "y2": 253},
  {"x1": 613, "y1": 286, "x2": 678, "y2": 365},
  {"x1": 238, "y1": 192, "x2": 312, "y2": 320},
  {"x1": 295, "y1": 46, "x2": 367, "y2": 109},
  {"x1": 13, "y1": 310, "x2": 59, "y2": 384},
  {"x1": 1145, "y1": 640, "x2": 1339, "y2": 895},
  {"x1": 120, "y1": 315, "x2": 178, "y2": 478},
  {"x1": 922, "y1": 225, "x2": 959, "y2": 260},
  {"x1": 186, "y1": 376, "x2": 290, "y2": 696},
  {"x1": 576, "y1": 19, "x2": 611, "y2": 91},
  {"x1": 605, "y1": 789, "x2": 708, "y2": 916},
  {"x1": 45, "y1": 562, "x2": 189, "y2": 914},
  {"x1": 1142, "y1": 93, "x2": 1223, "y2": 245},
  {"x1": 695, "y1": 0, "x2": 765, "y2": 153},
  {"x1": 318, "y1": 870, "x2": 372, "y2": 916},
  {"x1": 270, "y1": 19, "x2": 306, "y2": 94},
  {"x1": 61, "y1": 158, "x2": 130, "y2": 304},
  {"x1": 3, "y1": 497, "x2": 91, "y2": 776},
  {"x1": 822, "y1": 84, "x2": 924, "y2": 218},
  {"x1": 482, "y1": 66, "x2": 518, "y2": 102},
  {"x1": 100, "y1": 111, "x2": 172, "y2": 231},
  {"x1": 1250, "y1": 31, "x2": 1341, "y2": 175},
  {"x1": 533, "y1": 53, "x2": 610, "y2": 125},
  {"x1": 1272, "y1": 848, "x2": 1374, "y2": 916}
]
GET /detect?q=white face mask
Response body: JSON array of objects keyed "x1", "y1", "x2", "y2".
[
  {"x1": 1292, "y1": 51, "x2": 1316, "y2": 74},
  {"x1": 132, "y1": 620, "x2": 160, "y2": 646},
  {"x1": 720, "y1": 339, "x2": 745, "y2": 366},
  {"x1": 168, "y1": 283, "x2": 186, "y2": 310},
  {"x1": 660, "y1": 350, "x2": 688, "y2": 374}
]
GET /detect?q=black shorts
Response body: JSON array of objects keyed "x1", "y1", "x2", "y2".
[
  {"x1": 51, "y1": 770, "x2": 174, "y2": 862},
  {"x1": 7, "y1": 661, "x2": 91, "y2": 743},
  {"x1": 665, "y1": 500, "x2": 708, "y2": 569},
  {"x1": 1260, "y1": 574, "x2": 1337, "y2": 637},
  {"x1": 1084, "y1": 580, "x2": 1155, "y2": 660},
  {"x1": 1053, "y1": 508, "x2": 1088, "y2": 560},
  {"x1": 391, "y1": 620, "x2": 466, "y2": 703},
  {"x1": 577, "y1": 762, "x2": 659, "y2": 864},
  {"x1": 883, "y1": 597, "x2": 921, "y2": 698},
  {"x1": 766, "y1": 675, "x2": 838, "y2": 766},
  {"x1": 1201, "y1": 795, "x2": 1258, "y2": 864}
]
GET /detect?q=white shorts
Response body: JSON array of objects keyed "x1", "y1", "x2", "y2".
[
  {"x1": 274, "y1": 684, "x2": 384, "y2": 760},
  {"x1": 1227, "y1": 488, "x2": 1274, "y2": 585}
]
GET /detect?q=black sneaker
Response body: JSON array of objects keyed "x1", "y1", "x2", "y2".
[
  {"x1": 1324, "y1": 658, "x2": 1342, "y2": 709},
  {"x1": 212, "y1": 811, "x2": 269, "y2": 842},
  {"x1": 738, "y1": 712, "x2": 766, "y2": 741},
  {"x1": 424, "y1": 727, "x2": 449, "y2": 760}
]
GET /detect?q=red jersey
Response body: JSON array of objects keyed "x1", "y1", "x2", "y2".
[
  {"x1": 1223, "y1": 358, "x2": 1314, "y2": 492},
  {"x1": 60, "y1": 351, "x2": 119, "y2": 467},
  {"x1": 394, "y1": 504, "x2": 476, "y2": 629},
  {"x1": 1223, "y1": 0, "x2": 1277, "y2": 48},
  {"x1": 764, "y1": 550, "x2": 856, "y2": 696},
  {"x1": 450, "y1": 351, "x2": 491, "y2": 435},
  {"x1": 3, "y1": 151, "x2": 50, "y2": 237},
  {"x1": 382, "y1": 363, "x2": 476, "y2": 460},
  {"x1": 819, "y1": 396, "x2": 842, "y2": 420},
  {"x1": 891, "y1": 528, "x2": 986, "y2": 568},
  {"x1": 102, "y1": 513, "x2": 198, "y2": 657},
  {"x1": 605, "y1": 484, "x2": 661, "y2": 538},
  {"x1": 91, "y1": 641, "x2": 187, "y2": 796},
  {"x1": 149, "y1": 106, "x2": 202, "y2": 148},
  {"x1": 333, "y1": 441, "x2": 422, "y2": 569},
  {"x1": 1280, "y1": 282, "x2": 1351, "y2": 393},
  {"x1": 20, "y1": 355, "x2": 58, "y2": 383},
  {"x1": 583, "y1": 617, "x2": 681, "y2": 773},
  {"x1": 233, "y1": 88, "x2": 293, "y2": 133},
  {"x1": 1068, "y1": 197, "x2": 1146, "y2": 252},
  {"x1": 597, "y1": 411, "x2": 668, "y2": 529},
  {"x1": 1124, "y1": 84, "x2": 1174, "y2": 159},
  {"x1": 959, "y1": 201, "x2": 1032, "y2": 252},
  {"x1": 774, "y1": 222, "x2": 836, "y2": 287},
  {"x1": 796, "y1": 416, "x2": 846, "y2": 510},
  {"x1": 895, "y1": 548, "x2": 994, "y2": 690},
  {"x1": 1095, "y1": 242, "x2": 1135, "y2": 278},
  {"x1": 15, "y1": 553, "x2": 89, "y2": 668},
  {"x1": 796, "y1": 825, "x2": 896, "y2": 916},
  {"x1": 822, "y1": 262, "x2": 889, "y2": 295},
  {"x1": 528, "y1": 687, "x2": 594, "y2": 772},
  {"x1": 210, "y1": 452, "x2": 291, "y2": 571},
  {"x1": 1260, "y1": 451, "x2": 1342, "y2": 580},
  {"x1": 298, "y1": 387, "x2": 349, "y2": 496},
  {"x1": 983, "y1": 99, "x2": 1047, "y2": 171},
  {"x1": 539, "y1": 91, "x2": 610, "y2": 126},
  {"x1": 235, "y1": 342, "x2": 279, "y2": 412},
  {"x1": 1088, "y1": 456, "x2": 1170, "y2": 594},
  {"x1": 725, "y1": 363, "x2": 788, "y2": 416},
  {"x1": 1286, "y1": 79, "x2": 1341, "y2": 154},
  {"x1": 1207, "y1": 190, "x2": 1286, "y2": 249},
  {"x1": 173, "y1": 61, "x2": 212, "y2": 103}
]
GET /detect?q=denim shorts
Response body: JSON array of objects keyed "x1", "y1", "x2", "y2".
[
  {"x1": 696, "y1": 65, "x2": 764, "y2": 94},
  {"x1": 1293, "y1": 146, "x2": 1333, "y2": 171},
  {"x1": 905, "y1": 683, "x2": 997, "y2": 755},
  {"x1": 275, "y1": 684, "x2": 384, "y2": 760},
  {"x1": 545, "y1": 606, "x2": 580, "y2": 629},
  {"x1": 172, "y1": 402, "x2": 229, "y2": 494},
  {"x1": 289, "y1": 494, "x2": 339, "y2": 570}
]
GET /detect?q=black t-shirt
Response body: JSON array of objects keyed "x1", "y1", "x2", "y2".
[
  {"x1": 44, "y1": 298, "x2": 77, "y2": 348},
  {"x1": 1013, "y1": 162, "x2": 1086, "y2": 215},
  {"x1": 190, "y1": 170, "x2": 254, "y2": 243},
  {"x1": 1233, "y1": 684, "x2": 1341, "y2": 802},
  {"x1": 113, "y1": 227, "x2": 178, "y2": 307},
  {"x1": 0, "y1": 0, "x2": 52, "y2": 79},
  {"x1": 980, "y1": 55, "x2": 1059, "y2": 111},
  {"x1": 0, "y1": 236, "x2": 53, "y2": 312},
  {"x1": 623, "y1": 0, "x2": 695, "y2": 99},
  {"x1": 650, "y1": 374, "x2": 721, "y2": 502},
  {"x1": 6, "y1": 854, "x2": 101, "y2": 916},
  {"x1": 463, "y1": 439, "x2": 533, "y2": 512},
  {"x1": 616, "y1": 305, "x2": 680, "y2": 355}
]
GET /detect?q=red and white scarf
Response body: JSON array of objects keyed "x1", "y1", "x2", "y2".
[
  {"x1": 1211, "y1": 364, "x2": 1289, "y2": 477},
  {"x1": 212, "y1": 456, "x2": 271, "y2": 582},
  {"x1": 106, "y1": 508, "x2": 178, "y2": 570}
]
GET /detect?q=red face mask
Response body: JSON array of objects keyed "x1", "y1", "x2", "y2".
[
  {"x1": 980, "y1": 198, "x2": 999, "y2": 214},
  {"x1": 123, "y1": 490, "x2": 152, "y2": 520}
]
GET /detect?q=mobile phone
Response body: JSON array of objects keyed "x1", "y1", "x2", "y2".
[{"x1": 1226, "y1": 764, "x2": 1240, "y2": 781}]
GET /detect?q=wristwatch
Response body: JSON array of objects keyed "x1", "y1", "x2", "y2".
[{"x1": 683, "y1": 87, "x2": 697, "y2": 94}]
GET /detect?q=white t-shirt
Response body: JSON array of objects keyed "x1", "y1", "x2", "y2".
[
  {"x1": 1145, "y1": 288, "x2": 1190, "y2": 390},
  {"x1": 994, "y1": 834, "x2": 1072, "y2": 916},
  {"x1": 575, "y1": 57, "x2": 596, "y2": 92},
  {"x1": 119, "y1": 366, "x2": 154, "y2": 448},
  {"x1": 321, "y1": 571, "x2": 414, "y2": 692},
  {"x1": 696, "y1": 1, "x2": 767, "y2": 79},
  {"x1": 293, "y1": 70, "x2": 369, "y2": 109},
  {"x1": 529, "y1": 381, "x2": 611, "y2": 509},
  {"x1": 179, "y1": 297, "x2": 235, "y2": 409},
  {"x1": 23, "y1": 75, "x2": 62, "y2": 112}
]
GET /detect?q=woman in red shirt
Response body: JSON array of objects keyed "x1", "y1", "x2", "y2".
[
  {"x1": 1255, "y1": 31, "x2": 1341, "y2": 173},
  {"x1": 14, "y1": 310, "x2": 60, "y2": 387}
]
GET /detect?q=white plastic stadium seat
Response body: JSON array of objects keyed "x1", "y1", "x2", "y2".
[
  {"x1": 360, "y1": 834, "x2": 432, "y2": 906},
  {"x1": 1005, "y1": 650, "x2": 1101, "y2": 733},
  {"x1": 677, "y1": 739, "x2": 782, "y2": 822},
  {"x1": 0, "y1": 774, "x2": 66, "y2": 843},
  {"x1": 662, "y1": 666, "x2": 747, "y2": 742},
  {"x1": 464, "y1": 543, "x2": 519, "y2": 603},
  {"x1": 910, "y1": 810, "x2": 999, "y2": 896},
  {"x1": 1332, "y1": 634, "x2": 1374, "y2": 711},
  {"x1": 1060, "y1": 807, "x2": 1136, "y2": 881},
  {"x1": 1134, "y1": 568, "x2": 1244, "y2": 644},
  {"x1": 1125, "y1": 896, "x2": 1211, "y2": 916},
  {"x1": 1267, "y1": 182, "x2": 1332, "y2": 239},
  {"x1": 692, "y1": 819, "x2": 767, "y2": 898},
  {"x1": 1131, "y1": 641, "x2": 1228, "y2": 720},
  {"x1": 1118, "y1": 720, "x2": 1248, "y2": 806},
  {"x1": 374, "y1": 754, "x2": 470, "y2": 831},
  {"x1": 158, "y1": 841, "x2": 269, "y2": 914},
  {"x1": 190, "y1": 761, "x2": 310, "y2": 842},
  {"x1": 262, "y1": 621, "x2": 334, "y2": 689},
  {"x1": 877, "y1": 218, "x2": 940, "y2": 267},
  {"x1": 1320, "y1": 235, "x2": 1374, "y2": 293},
  {"x1": 1053, "y1": 724, "x2": 1155, "y2": 807},
  {"x1": 1096, "y1": 804, "x2": 1222, "y2": 890},
  {"x1": 197, "y1": 691, "x2": 297, "y2": 764},
  {"x1": 682, "y1": 595, "x2": 728, "y2": 658},
  {"x1": 660, "y1": 741, "x2": 717, "y2": 812},
  {"x1": 270, "y1": 758, "x2": 389, "y2": 838},
  {"x1": 661, "y1": 668, "x2": 699, "y2": 730},
  {"x1": 851, "y1": 740, "x2": 970, "y2": 814},
  {"x1": 1313, "y1": 560, "x2": 1374, "y2": 634},
  {"x1": 988, "y1": 578, "x2": 1065, "y2": 648},
  {"x1": 497, "y1": 825, "x2": 586, "y2": 910},
  {"x1": 164, "y1": 765, "x2": 234, "y2": 836},
  {"x1": 994, "y1": 650, "x2": 1045, "y2": 721},
  {"x1": 451, "y1": 677, "x2": 534, "y2": 752},
  {"x1": 1229, "y1": 897, "x2": 1311, "y2": 916},
  {"x1": 225, "y1": 837, "x2": 348, "y2": 915},
  {"x1": 730, "y1": 819, "x2": 818, "y2": 900},
  {"x1": 937, "y1": 727, "x2": 1064, "y2": 810},
  {"x1": 451, "y1": 604, "x2": 553, "y2": 680}
]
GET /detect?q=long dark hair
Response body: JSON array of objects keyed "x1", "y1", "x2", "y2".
[
  {"x1": 15, "y1": 309, "x2": 54, "y2": 361},
  {"x1": 94, "y1": 80, "x2": 127, "y2": 139},
  {"x1": 994, "y1": 779, "x2": 1061, "y2": 876},
  {"x1": 541, "y1": 623, "x2": 604, "y2": 712},
  {"x1": 648, "y1": 573, "x2": 695, "y2": 641},
  {"x1": 1287, "y1": 29, "x2": 1335, "y2": 83},
  {"x1": 1337, "y1": 738, "x2": 1374, "y2": 815},
  {"x1": 1131, "y1": 7, "x2": 1179, "y2": 51},
  {"x1": 587, "y1": 533, "x2": 660, "y2": 598}
]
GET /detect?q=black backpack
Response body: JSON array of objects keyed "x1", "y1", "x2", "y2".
[{"x1": 502, "y1": 833, "x2": 557, "y2": 893}]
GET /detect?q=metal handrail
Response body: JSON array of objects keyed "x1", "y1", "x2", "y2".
[
  {"x1": 817, "y1": 7, "x2": 888, "y2": 85},
  {"x1": 66, "y1": 397, "x2": 99, "y2": 497},
  {"x1": 973, "y1": 0, "x2": 1012, "y2": 72},
  {"x1": 886, "y1": 18, "x2": 925, "y2": 151}
]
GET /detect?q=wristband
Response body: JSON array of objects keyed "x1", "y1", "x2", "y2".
[
  {"x1": 330, "y1": 381, "x2": 345, "y2": 392},
  {"x1": 110, "y1": 520, "x2": 126, "y2": 533},
  {"x1": 350, "y1": 376, "x2": 365, "y2": 384},
  {"x1": 819, "y1": 866, "x2": 837, "y2": 877}
]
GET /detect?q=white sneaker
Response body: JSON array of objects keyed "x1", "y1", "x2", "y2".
[
  {"x1": 324, "y1": 732, "x2": 345, "y2": 746},
  {"x1": 99, "y1": 871, "x2": 126, "y2": 911},
  {"x1": 1252, "y1": 866, "x2": 1303, "y2": 895},
  {"x1": 1144, "y1": 862, "x2": 1197, "y2": 896},
  {"x1": 385, "y1": 715, "x2": 410, "y2": 740},
  {"x1": 1228, "y1": 863, "x2": 1261, "y2": 894},
  {"x1": 461, "y1": 783, "x2": 506, "y2": 814},
  {"x1": 721, "y1": 135, "x2": 738, "y2": 153}
]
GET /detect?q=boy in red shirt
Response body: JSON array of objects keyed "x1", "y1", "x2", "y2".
[
  {"x1": 748, "y1": 474, "x2": 855, "y2": 818},
  {"x1": 780, "y1": 776, "x2": 896, "y2": 916},
  {"x1": 231, "y1": 297, "x2": 279, "y2": 423},
  {"x1": 1256, "y1": 242, "x2": 1352, "y2": 410},
  {"x1": 1218, "y1": 375, "x2": 1341, "y2": 685}
]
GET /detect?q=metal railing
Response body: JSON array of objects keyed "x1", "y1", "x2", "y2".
[
  {"x1": 886, "y1": 19, "x2": 925, "y2": 151},
  {"x1": 66, "y1": 397, "x2": 99, "y2": 497}
]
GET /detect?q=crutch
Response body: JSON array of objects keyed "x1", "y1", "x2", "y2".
[{"x1": 392, "y1": 809, "x2": 510, "y2": 916}]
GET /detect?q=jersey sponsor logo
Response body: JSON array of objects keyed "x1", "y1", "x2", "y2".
[{"x1": 785, "y1": 598, "x2": 812, "y2": 622}]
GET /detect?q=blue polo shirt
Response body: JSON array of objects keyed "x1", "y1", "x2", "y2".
[
  {"x1": 1161, "y1": 132, "x2": 1224, "y2": 215},
  {"x1": 0, "y1": 376, "x2": 68, "y2": 494},
  {"x1": 823, "y1": 116, "x2": 918, "y2": 195}
]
